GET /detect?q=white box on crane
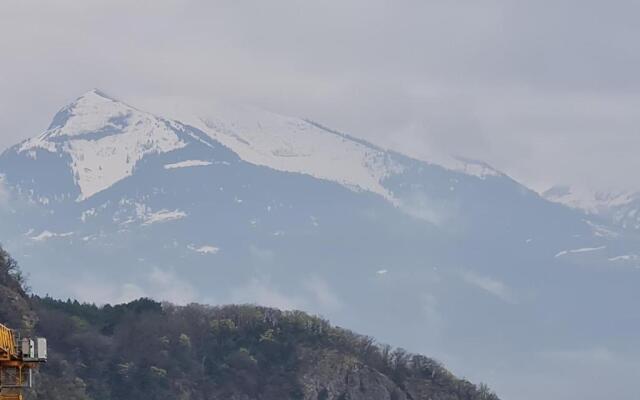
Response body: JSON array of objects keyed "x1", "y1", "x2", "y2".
[
  {"x1": 21, "y1": 338, "x2": 34, "y2": 358},
  {"x1": 35, "y1": 338, "x2": 47, "y2": 361}
]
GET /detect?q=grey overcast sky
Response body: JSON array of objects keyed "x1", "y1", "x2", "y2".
[{"x1": 1, "y1": 0, "x2": 640, "y2": 196}]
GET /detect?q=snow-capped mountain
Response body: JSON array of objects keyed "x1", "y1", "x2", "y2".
[
  {"x1": 12, "y1": 89, "x2": 501, "y2": 207},
  {"x1": 2, "y1": 89, "x2": 640, "y2": 398},
  {"x1": 170, "y1": 102, "x2": 501, "y2": 203},
  {"x1": 543, "y1": 184, "x2": 640, "y2": 230},
  {"x1": 15, "y1": 90, "x2": 215, "y2": 201}
]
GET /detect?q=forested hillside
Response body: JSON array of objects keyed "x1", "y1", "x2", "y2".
[{"x1": 0, "y1": 246, "x2": 498, "y2": 400}]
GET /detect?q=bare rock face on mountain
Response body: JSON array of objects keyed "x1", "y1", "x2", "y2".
[
  {"x1": 297, "y1": 348, "x2": 489, "y2": 400},
  {"x1": 298, "y1": 350, "x2": 406, "y2": 400}
]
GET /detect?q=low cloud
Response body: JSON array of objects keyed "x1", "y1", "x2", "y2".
[
  {"x1": 0, "y1": 175, "x2": 9, "y2": 209},
  {"x1": 147, "y1": 267, "x2": 199, "y2": 305},
  {"x1": 398, "y1": 191, "x2": 458, "y2": 228},
  {"x1": 69, "y1": 280, "x2": 144, "y2": 305},
  {"x1": 304, "y1": 276, "x2": 342, "y2": 312},
  {"x1": 459, "y1": 269, "x2": 516, "y2": 304},
  {"x1": 539, "y1": 347, "x2": 616, "y2": 364},
  {"x1": 69, "y1": 266, "x2": 198, "y2": 305},
  {"x1": 231, "y1": 277, "x2": 303, "y2": 310},
  {"x1": 249, "y1": 245, "x2": 276, "y2": 265},
  {"x1": 230, "y1": 275, "x2": 343, "y2": 314},
  {"x1": 420, "y1": 293, "x2": 444, "y2": 337},
  {"x1": 487, "y1": 347, "x2": 640, "y2": 400}
]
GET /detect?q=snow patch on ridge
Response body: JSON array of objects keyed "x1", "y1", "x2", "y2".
[
  {"x1": 164, "y1": 160, "x2": 213, "y2": 170},
  {"x1": 555, "y1": 246, "x2": 606, "y2": 258},
  {"x1": 31, "y1": 230, "x2": 73, "y2": 241},
  {"x1": 142, "y1": 209, "x2": 187, "y2": 225},
  {"x1": 188, "y1": 244, "x2": 220, "y2": 254},
  {"x1": 608, "y1": 254, "x2": 639, "y2": 262}
]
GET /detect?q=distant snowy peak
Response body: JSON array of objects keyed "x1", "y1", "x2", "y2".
[
  {"x1": 17, "y1": 90, "x2": 189, "y2": 201},
  {"x1": 543, "y1": 185, "x2": 635, "y2": 214},
  {"x1": 542, "y1": 185, "x2": 640, "y2": 230}
]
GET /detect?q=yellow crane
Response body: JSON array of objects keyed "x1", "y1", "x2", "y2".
[{"x1": 0, "y1": 323, "x2": 46, "y2": 400}]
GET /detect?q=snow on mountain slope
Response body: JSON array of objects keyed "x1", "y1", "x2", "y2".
[
  {"x1": 542, "y1": 184, "x2": 640, "y2": 230},
  {"x1": 18, "y1": 90, "x2": 188, "y2": 200},
  {"x1": 192, "y1": 105, "x2": 404, "y2": 201},
  {"x1": 146, "y1": 101, "x2": 502, "y2": 204},
  {"x1": 543, "y1": 185, "x2": 634, "y2": 214}
]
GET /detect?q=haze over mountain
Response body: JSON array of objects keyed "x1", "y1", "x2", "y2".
[
  {"x1": 0, "y1": 245, "x2": 499, "y2": 400},
  {"x1": 1, "y1": 90, "x2": 640, "y2": 399},
  {"x1": 4, "y1": 1, "x2": 640, "y2": 207}
]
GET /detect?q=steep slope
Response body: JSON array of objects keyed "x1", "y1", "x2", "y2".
[{"x1": 0, "y1": 246, "x2": 499, "y2": 400}]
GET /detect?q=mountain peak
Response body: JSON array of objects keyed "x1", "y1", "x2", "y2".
[
  {"x1": 44, "y1": 89, "x2": 130, "y2": 135},
  {"x1": 69, "y1": 88, "x2": 115, "y2": 105},
  {"x1": 84, "y1": 88, "x2": 113, "y2": 100},
  {"x1": 17, "y1": 90, "x2": 189, "y2": 201}
]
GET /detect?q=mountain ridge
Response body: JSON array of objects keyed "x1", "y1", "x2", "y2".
[
  {"x1": 6, "y1": 89, "x2": 633, "y2": 228},
  {"x1": 6, "y1": 89, "x2": 511, "y2": 206},
  {"x1": 2, "y1": 90, "x2": 640, "y2": 399}
]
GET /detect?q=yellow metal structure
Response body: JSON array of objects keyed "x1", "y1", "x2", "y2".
[
  {"x1": 0, "y1": 323, "x2": 45, "y2": 400},
  {"x1": 0, "y1": 325, "x2": 16, "y2": 361}
]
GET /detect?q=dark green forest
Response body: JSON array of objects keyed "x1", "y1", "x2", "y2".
[{"x1": 0, "y1": 246, "x2": 499, "y2": 400}]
